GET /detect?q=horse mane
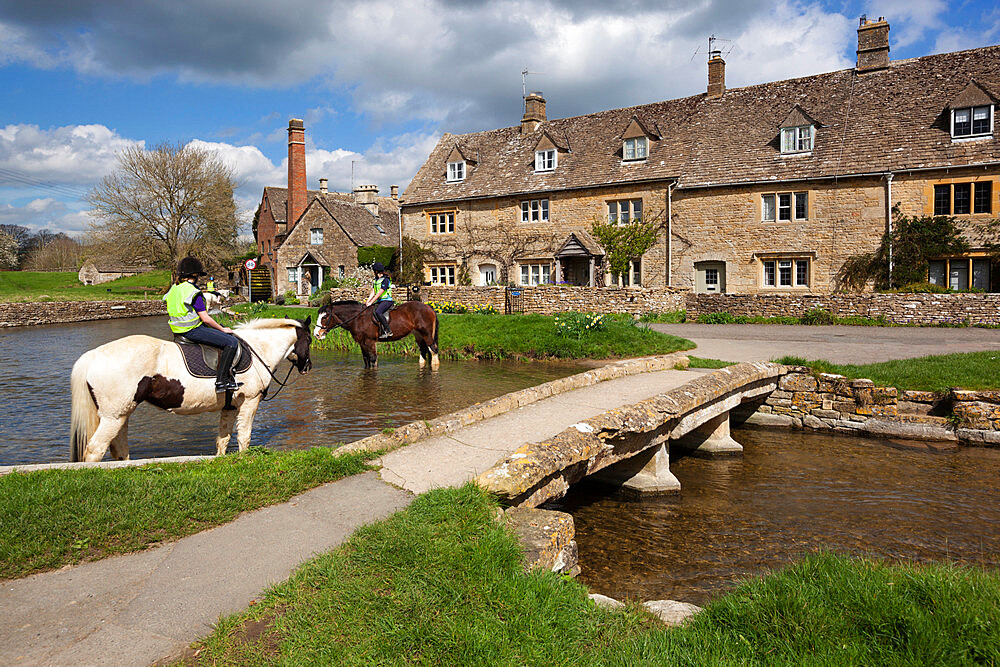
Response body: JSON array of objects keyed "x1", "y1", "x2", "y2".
[
  {"x1": 236, "y1": 318, "x2": 305, "y2": 331},
  {"x1": 330, "y1": 300, "x2": 363, "y2": 308}
]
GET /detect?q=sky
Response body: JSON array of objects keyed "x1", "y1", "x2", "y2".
[{"x1": 0, "y1": 0, "x2": 998, "y2": 237}]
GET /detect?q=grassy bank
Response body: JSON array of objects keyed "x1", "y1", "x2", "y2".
[
  {"x1": 0, "y1": 448, "x2": 371, "y2": 580},
  {"x1": 777, "y1": 351, "x2": 1000, "y2": 392},
  {"x1": 231, "y1": 304, "x2": 694, "y2": 360},
  {"x1": 188, "y1": 484, "x2": 1000, "y2": 665},
  {"x1": 0, "y1": 269, "x2": 171, "y2": 302}
]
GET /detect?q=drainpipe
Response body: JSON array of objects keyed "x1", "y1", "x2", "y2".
[
  {"x1": 885, "y1": 173, "x2": 894, "y2": 287},
  {"x1": 666, "y1": 182, "x2": 674, "y2": 287},
  {"x1": 397, "y1": 206, "x2": 404, "y2": 281}
]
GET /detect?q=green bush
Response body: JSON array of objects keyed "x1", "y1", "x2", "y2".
[
  {"x1": 356, "y1": 245, "x2": 396, "y2": 269},
  {"x1": 800, "y1": 307, "x2": 836, "y2": 325},
  {"x1": 698, "y1": 311, "x2": 742, "y2": 324},
  {"x1": 282, "y1": 289, "x2": 299, "y2": 305},
  {"x1": 639, "y1": 310, "x2": 686, "y2": 323}
]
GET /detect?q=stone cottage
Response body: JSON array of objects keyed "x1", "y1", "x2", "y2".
[
  {"x1": 401, "y1": 18, "x2": 999, "y2": 293},
  {"x1": 255, "y1": 119, "x2": 400, "y2": 298},
  {"x1": 78, "y1": 260, "x2": 153, "y2": 286}
]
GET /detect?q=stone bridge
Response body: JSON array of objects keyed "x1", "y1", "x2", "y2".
[{"x1": 476, "y1": 361, "x2": 786, "y2": 508}]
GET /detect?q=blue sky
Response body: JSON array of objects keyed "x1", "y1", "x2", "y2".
[{"x1": 0, "y1": 0, "x2": 997, "y2": 236}]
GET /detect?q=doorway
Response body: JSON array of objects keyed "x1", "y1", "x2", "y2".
[{"x1": 695, "y1": 261, "x2": 726, "y2": 294}]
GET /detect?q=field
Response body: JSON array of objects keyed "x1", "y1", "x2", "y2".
[{"x1": 0, "y1": 270, "x2": 171, "y2": 302}]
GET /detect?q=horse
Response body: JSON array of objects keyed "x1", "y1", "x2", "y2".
[
  {"x1": 314, "y1": 300, "x2": 440, "y2": 370},
  {"x1": 69, "y1": 317, "x2": 313, "y2": 463}
]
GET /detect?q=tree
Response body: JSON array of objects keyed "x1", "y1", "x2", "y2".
[
  {"x1": 0, "y1": 229, "x2": 18, "y2": 269},
  {"x1": 87, "y1": 142, "x2": 239, "y2": 276},
  {"x1": 398, "y1": 236, "x2": 435, "y2": 285},
  {"x1": 590, "y1": 208, "x2": 665, "y2": 280},
  {"x1": 443, "y1": 217, "x2": 555, "y2": 285},
  {"x1": 23, "y1": 235, "x2": 84, "y2": 270},
  {"x1": 0, "y1": 224, "x2": 31, "y2": 268}
]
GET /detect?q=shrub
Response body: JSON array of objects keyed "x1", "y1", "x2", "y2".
[
  {"x1": 698, "y1": 311, "x2": 742, "y2": 324},
  {"x1": 283, "y1": 289, "x2": 299, "y2": 305},
  {"x1": 800, "y1": 307, "x2": 836, "y2": 325},
  {"x1": 885, "y1": 282, "x2": 950, "y2": 294},
  {"x1": 639, "y1": 310, "x2": 686, "y2": 323}
]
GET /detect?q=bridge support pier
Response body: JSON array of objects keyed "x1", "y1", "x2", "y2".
[
  {"x1": 674, "y1": 412, "x2": 743, "y2": 457},
  {"x1": 591, "y1": 437, "x2": 681, "y2": 496}
]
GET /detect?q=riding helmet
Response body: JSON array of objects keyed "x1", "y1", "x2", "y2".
[
  {"x1": 177, "y1": 256, "x2": 207, "y2": 278},
  {"x1": 371, "y1": 261, "x2": 386, "y2": 272}
]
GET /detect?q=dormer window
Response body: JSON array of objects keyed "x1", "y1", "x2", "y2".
[
  {"x1": 623, "y1": 137, "x2": 648, "y2": 161},
  {"x1": 781, "y1": 125, "x2": 814, "y2": 153},
  {"x1": 447, "y1": 160, "x2": 466, "y2": 182},
  {"x1": 535, "y1": 149, "x2": 556, "y2": 172},
  {"x1": 952, "y1": 105, "x2": 993, "y2": 138}
]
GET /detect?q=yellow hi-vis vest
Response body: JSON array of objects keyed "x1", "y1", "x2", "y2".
[
  {"x1": 373, "y1": 277, "x2": 393, "y2": 301},
  {"x1": 164, "y1": 281, "x2": 202, "y2": 333}
]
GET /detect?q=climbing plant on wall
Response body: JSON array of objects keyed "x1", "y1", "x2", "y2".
[{"x1": 590, "y1": 214, "x2": 661, "y2": 279}]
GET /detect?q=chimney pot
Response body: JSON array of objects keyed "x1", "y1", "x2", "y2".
[
  {"x1": 521, "y1": 92, "x2": 546, "y2": 133},
  {"x1": 856, "y1": 17, "x2": 890, "y2": 72},
  {"x1": 287, "y1": 119, "x2": 307, "y2": 225},
  {"x1": 707, "y1": 55, "x2": 726, "y2": 99},
  {"x1": 390, "y1": 185, "x2": 398, "y2": 200},
  {"x1": 319, "y1": 178, "x2": 328, "y2": 194}
]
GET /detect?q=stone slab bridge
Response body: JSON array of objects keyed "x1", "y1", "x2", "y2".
[{"x1": 476, "y1": 361, "x2": 786, "y2": 508}]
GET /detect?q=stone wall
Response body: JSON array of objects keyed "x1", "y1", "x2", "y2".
[
  {"x1": 0, "y1": 300, "x2": 167, "y2": 327},
  {"x1": 328, "y1": 284, "x2": 687, "y2": 315},
  {"x1": 686, "y1": 292, "x2": 1000, "y2": 325}
]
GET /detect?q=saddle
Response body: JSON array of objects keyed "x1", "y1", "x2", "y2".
[{"x1": 173, "y1": 335, "x2": 253, "y2": 379}]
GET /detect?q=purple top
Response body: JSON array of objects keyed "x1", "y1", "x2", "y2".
[{"x1": 192, "y1": 293, "x2": 206, "y2": 313}]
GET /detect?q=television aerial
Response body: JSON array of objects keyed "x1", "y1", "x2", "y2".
[
  {"x1": 521, "y1": 68, "x2": 544, "y2": 99},
  {"x1": 691, "y1": 34, "x2": 735, "y2": 61}
]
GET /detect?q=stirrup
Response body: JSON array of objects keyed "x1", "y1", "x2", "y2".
[
  {"x1": 216, "y1": 380, "x2": 243, "y2": 392},
  {"x1": 379, "y1": 330, "x2": 392, "y2": 339}
]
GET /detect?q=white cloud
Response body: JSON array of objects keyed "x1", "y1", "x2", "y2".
[
  {"x1": 0, "y1": 198, "x2": 93, "y2": 234},
  {"x1": 0, "y1": 123, "x2": 139, "y2": 184},
  {"x1": 864, "y1": 0, "x2": 945, "y2": 48}
]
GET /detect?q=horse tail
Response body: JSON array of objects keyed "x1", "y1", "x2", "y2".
[
  {"x1": 70, "y1": 351, "x2": 99, "y2": 462},
  {"x1": 431, "y1": 308, "x2": 439, "y2": 352}
]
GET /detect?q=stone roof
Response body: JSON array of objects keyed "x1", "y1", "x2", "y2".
[
  {"x1": 403, "y1": 44, "x2": 1000, "y2": 205},
  {"x1": 263, "y1": 187, "x2": 399, "y2": 246}
]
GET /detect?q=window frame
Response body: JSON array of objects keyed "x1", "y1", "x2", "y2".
[
  {"x1": 520, "y1": 198, "x2": 550, "y2": 223},
  {"x1": 519, "y1": 262, "x2": 552, "y2": 286},
  {"x1": 761, "y1": 191, "x2": 809, "y2": 222},
  {"x1": 428, "y1": 210, "x2": 456, "y2": 235},
  {"x1": 951, "y1": 105, "x2": 993, "y2": 139},
  {"x1": 761, "y1": 256, "x2": 811, "y2": 288},
  {"x1": 780, "y1": 125, "x2": 814, "y2": 154},
  {"x1": 607, "y1": 199, "x2": 643, "y2": 225},
  {"x1": 933, "y1": 181, "x2": 994, "y2": 216},
  {"x1": 534, "y1": 149, "x2": 557, "y2": 172},
  {"x1": 310, "y1": 227, "x2": 323, "y2": 245},
  {"x1": 623, "y1": 137, "x2": 648, "y2": 161},
  {"x1": 446, "y1": 160, "x2": 466, "y2": 182},
  {"x1": 427, "y1": 264, "x2": 457, "y2": 286}
]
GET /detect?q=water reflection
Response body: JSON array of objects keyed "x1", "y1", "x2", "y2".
[
  {"x1": 0, "y1": 316, "x2": 583, "y2": 464},
  {"x1": 553, "y1": 427, "x2": 1000, "y2": 606}
]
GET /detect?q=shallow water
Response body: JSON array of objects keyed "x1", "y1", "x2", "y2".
[
  {"x1": 0, "y1": 316, "x2": 584, "y2": 464},
  {"x1": 552, "y1": 427, "x2": 1000, "y2": 606}
]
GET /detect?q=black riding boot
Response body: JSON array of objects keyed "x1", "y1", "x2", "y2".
[
  {"x1": 378, "y1": 313, "x2": 392, "y2": 339},
  {"x1": 215, "y1": 345, "x2": 242, "y2": 392}
]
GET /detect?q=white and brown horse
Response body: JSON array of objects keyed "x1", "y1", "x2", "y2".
[{"x1": 70, "y1": 318, "x2": 312, "y2": 462}]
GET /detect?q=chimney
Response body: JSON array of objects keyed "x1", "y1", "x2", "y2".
[
  {"x1": 287, "y1": 119, "x2": 307, "y2": 225},
  {"x1": 354, "y1": 184, "x2": 379, "y2": 216},
  {"x1": 856, "y1": 16, "x2": 890, "y2": 72},
  {"x1": 707, "y1": 51, "x2": 725, "y2": 99},
  {"x1": 521, "y1": 92, "x2": 546, "y2": 133},
  {"x1": 390, "y1": 185, "x2": 398, "y2": 200},
  {"x1": 319, "y1": 177, "x2": 328, "y2": 194}
]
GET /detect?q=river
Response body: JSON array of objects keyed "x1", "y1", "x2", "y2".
[{"x1": 0, "y1": 316, "x2": 584, "y2": 465}]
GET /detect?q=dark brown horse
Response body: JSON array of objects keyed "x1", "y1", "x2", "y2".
[{"x1": 313, "y1": 300, "x2": 440, "y2": 369}]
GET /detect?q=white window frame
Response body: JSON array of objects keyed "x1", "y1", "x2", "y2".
[
  {"x1": 780, "y1": 125, "x2": 814, "y2": 154},
  {"x1": 607, "y1": 199, "x2": 643, "y2": 225},
  {"x1": 623, "y1": 137, "x2": 648, "y2": 161},
  {"x1": 610, "y1": 258, "x2": 642, "y2": 287},
  {"x1": 429, "y1": 211, "x2": 455, "y2": 235},
  {"x1": 761, "y1": 257, "x2": 810, "y2": 288},
  {"x1": 519, "y1": 263, "x2": 551, "y2": 286},
  {"x1": 535, "y1": 149, "x2": 556, "y2": 172},
  {"x1": 310, "y1": 228, "x2": 323, "y2": 245},
  {"x1": 287, "y1": 267, "x2": 299, "y2": 284},
  {"x1": 520, "y1": 198, "x2": 550, "y2": 223},
  {"x1": 951, "y1": 105, "x2": 993, "y2": 139},
  {"x1": 447, "y1": 160, "x2": 466, "y2": 182},
  {"x1": 428, "y1": 264, "x2": 457, "y2": 286},
  {"x1": 762, "y1": 192, "x2": 808, "y2": 222}
]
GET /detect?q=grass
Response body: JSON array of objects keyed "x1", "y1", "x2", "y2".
[
  {"x1": 775, "y1": 351, "x2": 1000, "y2": 392},
  {"x1": 187, "y1": 484, "x2": 1000, "y2": 665},
  {"x1": 0, "y1": 269, "x2": 172, "y2": 302},
  {"x1": 231, "y1": 304, "x2": 695, "y2": 361},
  {"x1": 687, "y1": 356, "x2": 736, "y2": 369},
  {"x1": 638, "y1": 310, "x2": 687, "y2": 323},
  {"x1": 0, "y1": 447, "x2": 372, "y2": 580}
]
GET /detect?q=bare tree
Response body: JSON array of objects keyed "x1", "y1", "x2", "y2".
[
  {"x1": 87, "y1": 142, "x2": 238, "y2": 276},
  {"x1": 23, "y1": 235, "x2": 84, "y2": 270},
  {"x1": 0, "y1": 229, "x2": 18, "y2": 269},
  {"x1": 443, "y1": 217, "x2": 556, "y2": 285}
]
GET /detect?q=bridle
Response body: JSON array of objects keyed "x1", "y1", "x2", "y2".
[
  {"x1": 234, "y1": 329, "x2": 309, "y2": 402},
  {"x1": 315, "y1": 305, "x2": 366, "y2": 338}
]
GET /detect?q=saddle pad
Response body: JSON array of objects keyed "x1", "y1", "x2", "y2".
[{"x1": 174, "y1": 337, "x2": 254, "y2": 379}]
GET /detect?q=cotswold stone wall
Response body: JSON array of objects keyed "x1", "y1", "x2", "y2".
[
  {"x1": 0, "y1": 300, "x2": 167, "y2": 328},
  {"x1": 328, "y1": 285, "x2": 687, "y2": 315},
  {"x1": 687, "y1": 292, "x2": 1000, "y2": 325}
]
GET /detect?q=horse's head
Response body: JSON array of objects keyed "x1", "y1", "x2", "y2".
[
  {"x1": 314, "y1": 304, "x2": 338, "y2": 340},
  {"x1": 290, "y1": 317, "x2": 313, "y2": 373}
]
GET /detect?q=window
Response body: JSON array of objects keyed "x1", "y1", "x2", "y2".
[
  {"x1": 952, "y1": 105, "x2": 993, "y2": 138},
  {"x1": 780, "y1": 125, "x2": 813, "y2": 153},
  {"x1": 929, "y1": 258, "x2": 994, "y2": 292},
  {"x1": 447, "y1": 160, "x2": 466, "y2": 182},
  {"x1": 520, "y1": 199, "x2": 549, "y2": 223},
  {"x1": 535, "y1": 149, "x2": 556, "y2": 172},
  {"x1": 762, "y1": 192, "x2": 808, "y2": 221},
  {"x1": 933, "y1": 182, "x2": 994, "y2": 215},
  {"x1": 607, "y1": 199, "x2": 643, "y2": 224},
  {"x1": 705, "y1": 268, "x2": 719, "y2": 288},
  {"x1": 610, "y1": 259, "x2": 642, "y2": 287},
  {"x1": 520, "y1": 263, "x2": 551, "y2": 286},
  {"x1": 310, "y1": 228, "x2": 323, "y2": 245},
  {"x1": 623, "y1": 137, "x2": 648, "y2": 161},
  {"x1": 287, "y1": 267, "x2": 299, "y2": 284},
  {"x1": 338, "y1": 265, "x2": 345, "y2": 279},
  {"x1": 429, "y1": 211, "x2": 455, "y2": 234},
  {"x1": 762, "y1": 257, "x2": 810, "y2": 288},
  {"x1": 428, "y1": 265, "x2": 456, "y2": 285}
]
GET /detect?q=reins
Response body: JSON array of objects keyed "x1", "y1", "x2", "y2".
[{"x1": 234, "y1": 332, "x2": 300, "y2": 402}]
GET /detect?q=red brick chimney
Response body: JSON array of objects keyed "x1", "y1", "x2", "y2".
[
  {"x1": 856, "y1": 16, "x2": 890, "y2": 72},
  {"x1": 521, "y1": 92, "x2": 546, "y2": 133},
  {"x1": 707, "y1": 52, "x2": 725, "y2": 99},
  {"x1": 287, "y1": 119, "x2": 307, "y2": 225}
]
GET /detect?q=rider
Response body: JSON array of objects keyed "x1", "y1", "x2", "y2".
[
  {"x1": 164, "y1": 257, "x2": 242, "y2": 392},
  {"x1": 205, "y1": 276, "x2": 217, "y2": 294},
  {"x1": 366, "y1": 261, "x2": 393, "y2": 339}
]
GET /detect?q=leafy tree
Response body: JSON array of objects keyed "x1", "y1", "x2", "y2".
[
  {"x1": 0, "y1": 229, "x2": 18, "y2": 269},
  {"x1": 87, "y1": 142, "x2": 238, "y2": 277},
  {"x1": 398, "y1": 236, "x2": 435, "y2": 285},
  {"x1": 836, "y1": 207, "x2": 973, "y2": 290},
  {"x1": 590, "y1": 208, "x2": 663, "y2": 281}
]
